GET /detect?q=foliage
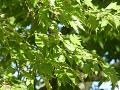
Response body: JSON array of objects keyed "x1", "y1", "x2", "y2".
[{"x1": 0, "y1": 0, "x2": 120, "y2": 89}]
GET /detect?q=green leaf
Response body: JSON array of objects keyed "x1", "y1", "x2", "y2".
[
  {"x1": 63, "y1": 40, "x2": 75, "y2": 52},
  {"x1": 72, "y1": 15, "x2": 85, "y2": 31},
  {"x1": 94, "y1": 64, "x2": 100, "y2": 75},
  {"x1": 84, "y1": 0, "x2": 94, "y2": 8},
  {"x1": 24, "y1": 50, "x2": 34, "y2": 60},
  {"x1": 38, "y1": 63, "x2": 53, "y2": 76},
  {"x1": 34, "y1": 0, "x2": 39, "y2": 7},
  {"x1": 26, "y1": 80, "x2": 31, "y2": 86},
  {"x1": 76, "y1": 0, "x2": 81, "y2": 4},
  {"x1": 99, "y1": 41, "x2": 104, "y2": 49},
  {"x1": 69, "y1": 21, "x2": 78, "y2": 30},
  {"x1": 49, "y1": 0, "x2": 55, "y2": 6},
  {"x1": 88, "y1": 15, "x2": 99, "y2": 30},
  {"x1": 108, "y1": 15, "x2": 120, "y2": 28},
  {"x1": 69, "y1": 34, "x2": 81, "y2": 45},
  {"x1": 0, "y1": 0, "x2": 119, "y2": 88},
  {"x1": 83, "y1": 63, "x2": 91, "y2": 74},
  {"x1": 100, "y1": 19, "x2": 109, "y2": 27},
  {"x1": 103, "y1": 67, "x2": 118, "y2": 85},
  {"x1": 106, "y1": 2, "x2": 117, "y2": 10},
  {"x1": 61, "y1": 74, "x2": 73, "y2": 86},
  {"x1": 58, "y1": 55, "x2": 65, "y2": 62},
  {"x1": 115, "y1": 46, "x2": 120, "y2": 52},
  {"x1": 30, "y1": 0, "x2": 39, "y2": 7},
  {"x1": 9, "y1": 17, "x2": 15, "y2": 25}
]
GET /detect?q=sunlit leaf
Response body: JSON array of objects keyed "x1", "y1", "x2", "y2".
[
  {"x1": 9, "y1": 17, "x2": 15, "y2": 25},
  {"x1": 63, "y1": 40, "x2": 75, "y2": 52},
  {"x1": 106, "y1": 2, "x2": 117, "y2": 10},
  {"x1": 84, "y1": 0, "x2": 94, "y2": 8},
  {"x1": 100, "y1": 19, "x2": 109, "y2": 27},
  {"x1": 69, "y1": 34, "x2": 81, "y2": 45}
]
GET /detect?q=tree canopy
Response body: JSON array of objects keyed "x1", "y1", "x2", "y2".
[{"x1": 0, "y1": 0, "x2": 120, "y2": 90}]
